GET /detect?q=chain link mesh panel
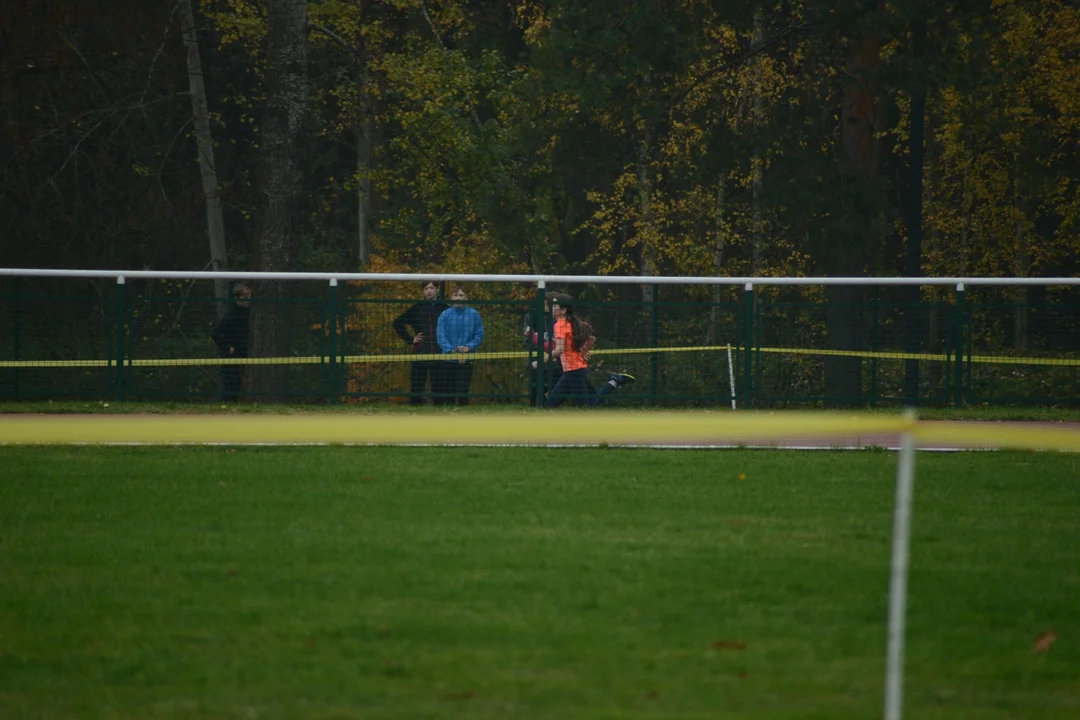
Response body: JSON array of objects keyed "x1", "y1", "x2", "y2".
[{"x1": 3, "y1": 274, "x2": 1079, "y2": 407}]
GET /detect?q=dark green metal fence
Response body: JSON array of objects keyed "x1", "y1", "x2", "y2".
[{"x1": 2, "y1": 275, "x2": 1079, "y2": 407}]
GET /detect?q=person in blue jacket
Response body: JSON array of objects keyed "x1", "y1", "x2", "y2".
[{"x1": 436, "y1": 284, "x2": 485, "y2": 405}]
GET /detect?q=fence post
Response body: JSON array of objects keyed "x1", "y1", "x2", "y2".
[
  {"x1": 954, "y1": 282, "x2": 965, "y2": 408},
  {"x1": 742, "y1": 282, "x2": 754, "y2": 409},
  {"x1": 12, "y1": 277, "x2": 20, "y2": 400},
  {"x1": 870, "y1": 286, "x2": 880, "y2": 408},
  {"x1": 533, "y1": 280, "x2": 546, "y2": 407},
  {"x1": 650, "y1": 283, "x2": 660, "y2": 405},
  {"x1": 113, "y1": 275, "x2": 127, "y2": 402},
  {"x1": 327, "y1": 278, "x2": 339, "y2": 405},
  {"x1": 903, "y1": 283, "x2": 921, "y2": 406}
]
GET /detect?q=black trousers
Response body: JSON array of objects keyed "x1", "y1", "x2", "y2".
[
  {"x1": 545, "y1": 367, "x2": 605, "y2": 408},
  {"x1": 528, "y1": 362, "x2": 562, "y2": 406},
  {"x1": 409, "y1": 360, "x2": 448, "y2": 405},
  {"x1": 220, "y1": 366, "x2": 243, "y2": 402},
  {"x1": 443, "y1": 362, "x2": 474, "y2": 406}
]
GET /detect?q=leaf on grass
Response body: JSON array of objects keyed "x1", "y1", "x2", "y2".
[
  {"x1": 711, "y1": 640, "x2": 747, "y2": 650},
  {"x1": 1033, "y1": 631, "x2": 1057, "y2": 655},
  {"x1": 442, "y1": 690, "x2": 475, "y2": 701}
]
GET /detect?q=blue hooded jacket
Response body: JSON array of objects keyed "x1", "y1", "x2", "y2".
[{"x1": 437, "y1": 305, "x2": 484, "y2": 360}]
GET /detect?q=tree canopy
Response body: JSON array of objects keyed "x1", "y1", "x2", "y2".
[{"x1": 2, "y1": 0, "x2": 1077, "y2": 285}]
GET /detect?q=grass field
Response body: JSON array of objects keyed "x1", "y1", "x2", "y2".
[{"x1": 1, "y1": 445, "x2": 1078, "y2": 719}]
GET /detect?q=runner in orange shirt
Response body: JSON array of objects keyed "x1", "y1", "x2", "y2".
[{"x1": 546, "y1": 293, "x2": 634, "y2": 408}]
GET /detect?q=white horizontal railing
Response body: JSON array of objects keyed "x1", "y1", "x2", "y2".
[{"x1": 2, "y1": 268, "x2": 1080, "y2": 286}]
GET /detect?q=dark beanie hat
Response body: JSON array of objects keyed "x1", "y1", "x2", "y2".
[{"x1": 552, "y1": 293, "x2": 574, "y2": 309}]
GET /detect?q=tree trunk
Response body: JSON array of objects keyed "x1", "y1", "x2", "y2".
[
  {"x1": 356, "y1": 64, "x2": 372, "y2": 269},
  {"x1": 1013, "y1": 223, "x2": 1031, "y2": 351},
  {"x1": 926, "y1": 303, "x2": 942, "y2": 399},
  {"x1": 751, "y1": 12, "x2": 764, "y2": 274},
  {"x1": 903, "y1": 18, "x2": 926, "y2": 404},
  {"x1": 960, "y1": 162, "x2": 972, "y2": 274},
  {"x1": 179, "y1": 0, "x2": 229, "y2": 314},
  {"x1": 824, "y1": 30, "x2": 882, "y2": 407},
  {"x1": 839, "y1": 34, "x2": 882, "y2": 181},
  {"x1": 708, "y1": 181, "x2": 726, "y2": 346},
  {"x1": 250, "y1": 0, "x2": 309, "y2": 401},
  {"x1": 1012, "y1": 150, "x2": 1030, "y2": 351},
  {"x1": 923, "y1": 127, "x2": 942, "y2": 396},
  {"x1": 637, "y1": 134, "x2": 656, "y2": 303},
  {"x1": 823, "y1": 283, "x2": 863, "y2": 406}
]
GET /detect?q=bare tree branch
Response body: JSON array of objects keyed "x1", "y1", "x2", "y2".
[
  {"x1": 308, "y1": 22, "x2": 362, "y2": 63},
  {"x1": 670, "y1": 23, "x2": 816, "y2": 115},
  {"x1": 47, "y1": 115, "x2": 109, "y2": 185},
  {"x1": 307, "y1": 21, "x2": 372, "y2": 116},
  {"x1": 418, "y1": 0, "x2": 483, "y2": 133},
  {"x1": 157, "y1": 116, "x2": 194, "y2": 206},
  {"x1": 139, "y1": 0, "x2": 180, "y2": 111},
  {"x1": 419, "y1": 0, "x2": 449, "y2": 53}
]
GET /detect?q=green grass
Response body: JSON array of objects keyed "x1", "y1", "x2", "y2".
[{"x1": 1, "y1": 447, "x2": 1078, "y2": 719}]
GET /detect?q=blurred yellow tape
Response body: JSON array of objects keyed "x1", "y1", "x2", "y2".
[
  {"x1": 914, "y1": 421, "x2": 1080, "y2": 452},
  {"x1": 2, "y1": 411, "x2": 1079, "y2": 452},
  {"x1": 0, "y1": 411, "x2": 911, "y2": 446}
]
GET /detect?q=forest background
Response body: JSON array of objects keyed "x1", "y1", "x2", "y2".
[
  {"x1": 4, "y1": 0, "x2": 1078, "y2": 282},
  {"x1": 2, "y1": 0, "x2": 1078, "y2": 399}
]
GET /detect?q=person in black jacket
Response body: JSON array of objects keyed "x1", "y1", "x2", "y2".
[
  {"x1": 392, "y1": 281, "x2": 449, "y2": 405},
  {"x1": 210, "y1": 284, "x2": 252, "y2": 402}
]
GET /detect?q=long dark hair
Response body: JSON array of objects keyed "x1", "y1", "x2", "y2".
[{"x1": 562, "y1": 304, "x2": 591, "y2": 353}]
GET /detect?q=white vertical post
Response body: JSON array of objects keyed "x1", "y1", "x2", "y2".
[
  {"x1": 726, "y1": 345, "x2": 737, "y2": 409},
  {"x1": 884, "y1": 407, "x2": 918, "y2": 720}
]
